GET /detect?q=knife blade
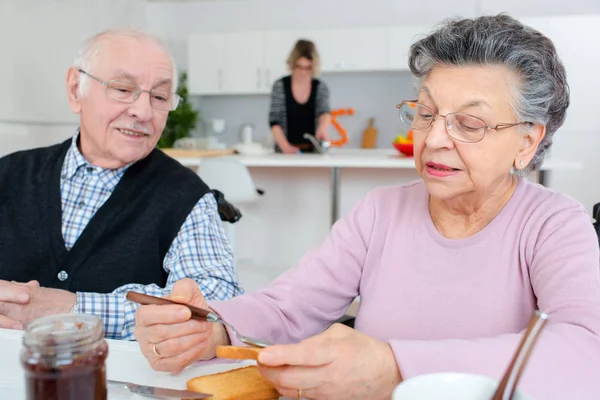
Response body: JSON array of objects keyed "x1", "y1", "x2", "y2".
[{"x1": 108, "y1": 380, "x2": 213, "y2": 399}]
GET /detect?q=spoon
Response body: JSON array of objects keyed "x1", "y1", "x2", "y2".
[
  {"x1": 126, "y1": 291, "x2": 272, "y2": 348},
  {"x1": 491, "y1": 310, "x2": 548, "y2": 400}
]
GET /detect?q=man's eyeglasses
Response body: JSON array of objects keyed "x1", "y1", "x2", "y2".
[
  {"x1": 78, "y1": 69, "x2": 181, "y2": 111},
  {"x1": 396, "y1": 101, "x2": 532, "y2": 143}
]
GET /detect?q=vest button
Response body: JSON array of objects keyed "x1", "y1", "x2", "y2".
[{"x1": 57, "y1": 270, "x2": 69, "y2": 281}]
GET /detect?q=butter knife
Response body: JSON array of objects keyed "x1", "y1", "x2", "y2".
[{"x1": 108, "y1": 380, "x2": 212, "y2": 399}]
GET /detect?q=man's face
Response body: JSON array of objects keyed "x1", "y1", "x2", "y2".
[{"x1": 67, "y1": 36, "x2": 174, "y2": 168}]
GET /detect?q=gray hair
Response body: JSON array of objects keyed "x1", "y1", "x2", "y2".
[
  {"x1": 408, "y1": 14, "x2": 570, "y2": 173},
  {"x1": 73, "y1": 28, "x2": 178, "y2": 97}
]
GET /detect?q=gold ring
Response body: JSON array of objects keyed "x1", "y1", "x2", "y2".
[
  {"x1": 297, "y1": 388, "x2": 303, "y2": 398},
  {"x1": 152, "y1": 343, "x2": 162, "y2": 358}
]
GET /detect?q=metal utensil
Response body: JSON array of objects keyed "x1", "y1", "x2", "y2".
[
  {"x1": 108, "y1": 380, "x2": 212, "y2": 399},
  {"x1": 491, "y1": 310, "x2": 549, "y2": 400},
  {"x1": 303, "y1": 133, "x2": 330, "y2": 154},
  {"x1": 126, "y1": 291, "x2": 272, "y2": 348}
]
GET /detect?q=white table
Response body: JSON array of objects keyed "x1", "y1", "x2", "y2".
[
  {"x1": 0, "y1": 328, "x2": 287, "y2": 400},
  {"x1": 174, "y1": 149, "x2": 582, "y2": 227}
]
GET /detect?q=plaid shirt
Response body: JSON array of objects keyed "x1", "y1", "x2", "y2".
[{"x1": 62, "y1": 132, "x2": 243, "y2": 340}]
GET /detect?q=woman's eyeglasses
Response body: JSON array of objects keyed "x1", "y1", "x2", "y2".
[{"x1": 396, "y1": 101, "x2": 532, "y2": 143}]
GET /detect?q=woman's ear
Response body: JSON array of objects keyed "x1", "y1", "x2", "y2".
[
  {"x1": 515, "y1": 124, "x2": 546, "y2": 169},
  {"x1": 66, "y1": 67, "x2": 82, "y2": 114}
]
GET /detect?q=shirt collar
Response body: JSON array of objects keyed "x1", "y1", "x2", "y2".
[{"x1": 61, "y1": 128, "x2": 131, "y2": 189}]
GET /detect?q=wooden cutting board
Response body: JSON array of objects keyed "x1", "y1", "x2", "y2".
[
  {"x1": 361, "y1": 118, "x2": 378, "y2": 148},
  {"x1": 160, "y1": 148, "x2": 235, "y2": 158}
]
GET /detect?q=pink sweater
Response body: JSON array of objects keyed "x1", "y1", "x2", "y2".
[{"x1": 210, "y1": 178, "x2": 600, "y2": 399}]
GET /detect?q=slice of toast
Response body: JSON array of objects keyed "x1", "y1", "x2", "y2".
[
  {"x1": 186, "y1": 365, "x2": 279, "y2": 400},
  {"x1": 216, "y1": 345, "x2": 262, "y2": 361}
]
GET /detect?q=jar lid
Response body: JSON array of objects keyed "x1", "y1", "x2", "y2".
[{"x1": 23, "y1": 313, "x2": 104, "y2": 350}]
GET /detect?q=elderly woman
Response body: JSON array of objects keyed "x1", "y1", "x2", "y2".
[{"x1": 133, "y1": 14, "x2": 600, "y2": 400}]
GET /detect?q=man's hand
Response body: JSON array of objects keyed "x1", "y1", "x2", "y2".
[
  {"x1": 134, "y1": 278, "x2": 229, "y2": 374},
  {"x1": 0, "y1": 280, "x2": 76, "y2": 329},
  {"x1": 257, "y1": 323, "x2": 402, "y2": 400}
]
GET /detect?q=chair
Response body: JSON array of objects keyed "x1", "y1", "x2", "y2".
[
  {"x1": 197, "y1": 158, "x2": 277, "y2": 293},
  {"x1": 197, "y1": 158, "x2": 262, "y2": 261}
]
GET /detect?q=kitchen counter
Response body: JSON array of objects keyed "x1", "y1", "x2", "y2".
[{"x1": 173, "y1": 148, "x2": 582, "y2": 171}]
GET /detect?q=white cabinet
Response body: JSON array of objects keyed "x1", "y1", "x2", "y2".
[
  {"x1": 316, "y1": 28, "x2": 388, "y2": 72},
  {"x1": 386, "y1": 25, "x2": 432, "y2": 70},
  {"x1": 188, "y1": 32, "x2": 266, "y2": 95},
  {"x1": 222, "y1": 32, "x2": 264, "y2": 94},
  {"x1": 188, "y1": 33, "x2": 223, "y2": 95}
]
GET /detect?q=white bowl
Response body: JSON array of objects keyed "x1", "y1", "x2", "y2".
[{"x1": 392, "y1": 372, "x2": 533, "y2": 400}]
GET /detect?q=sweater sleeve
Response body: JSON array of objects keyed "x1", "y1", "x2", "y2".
[
  {"x1": 208, "y1": 191, "x2": 375, "y2": 345},
  {"x1": 389, "y1": 200, "x2": 600, "y2": 400},
  {"x1": 315, "y1": 80, "x2": 331, "y2": 116},
  {"x1": 268, "y1": 79, "x2": 286, "y2": 128}
]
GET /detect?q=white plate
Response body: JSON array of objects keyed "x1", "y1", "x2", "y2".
[{"x1": 0, "y1": 328, "x2": 293, "y2": 399}]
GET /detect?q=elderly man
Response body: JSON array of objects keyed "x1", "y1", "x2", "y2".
[{"x1": 0, "y1": 29, "x2": 242, "y2": 339}]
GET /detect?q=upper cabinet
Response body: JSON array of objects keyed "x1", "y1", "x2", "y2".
[
  {"x1": 188, "y1": 32, "x2": 265, "y2": 95},
  {"x1": 221, "y1": 32, "x2": 265, "y2": 94},
  {"x1": 317, "y1": 28, "x2": 388, "y2": 72},
  {"x1": 188, "y1": 25, "x2": 428, "y2": 96},
  {"x1": 188, "y1": 33, "x2": 223, "y2": 95}
]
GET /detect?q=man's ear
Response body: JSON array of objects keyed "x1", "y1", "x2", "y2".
[
  {"x1": 514, "y1": 124, "x2": 545, "y2": 170},
  {"x1": 66, "y1": 67, "x2": 82, "y2": 114}
]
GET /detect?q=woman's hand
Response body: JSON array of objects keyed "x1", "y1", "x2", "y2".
[
  {"x1": 281, "y1": 144, "x2": 301, "y2": 154},
  {"x1": 315, "y1": 128, "x2": 331, "y2": 142},
  {"x1": 133, "y1": 278, "x2": 229, "y2": 374},
  {"x1": 257, "y1": 323, "x2": 402, "y2": 400}
]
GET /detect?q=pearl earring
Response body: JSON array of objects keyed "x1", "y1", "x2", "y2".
[{"x1": 519, "y1": 160, "x2": 525, "y2": 167}]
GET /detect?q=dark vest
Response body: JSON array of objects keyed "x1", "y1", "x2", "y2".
[{"x1": 0, "y1": 139, "x2": 209, "y2": 293}]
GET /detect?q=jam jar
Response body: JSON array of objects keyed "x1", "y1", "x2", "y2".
[{"x1": 20, "y1": 313, "x2": 109, "y2": 400}]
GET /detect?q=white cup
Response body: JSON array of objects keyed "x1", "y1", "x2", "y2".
[
  {"x1": 240, "y1": 124, "x2": 253, "y2": 144},
  {"x1": 392, "y1": 373, "x2": 533, "y2": 400}
]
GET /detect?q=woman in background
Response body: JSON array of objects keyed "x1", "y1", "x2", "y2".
[{"x1": 269, "y1": 39, "x2": 331, "y2": 153}]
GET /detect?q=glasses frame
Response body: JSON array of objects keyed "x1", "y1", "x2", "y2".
[
  {"x1": 396, "y1": 100, "x2": 533, "y2": 143},
  {"x1": 78, "y1": 69, "x2": 181, "y2": 111},
  {"x1": 293, "y1": 63, "x2": 313, "y2": 72}
]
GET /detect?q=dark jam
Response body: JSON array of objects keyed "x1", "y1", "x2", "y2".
[{"x1": 21, "y1": 314, "x2": 109, "y2": 400}]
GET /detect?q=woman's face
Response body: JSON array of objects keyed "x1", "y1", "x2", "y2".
[
  {"x1": 292, "y1": 57, "x2": 313, "y2": 79},
  {"x1": 412, "y1": 65, "x2": 543, "y2": 203}
]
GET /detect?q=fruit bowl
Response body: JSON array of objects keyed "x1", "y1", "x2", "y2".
[{"x1": 393, "y1": 142, "x2": 414, "y2": 157}]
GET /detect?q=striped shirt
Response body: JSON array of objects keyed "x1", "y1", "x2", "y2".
[
  {"x1": 268, "y1": 76, "x2": 331, "y2": 137},
  {"x1": 62, "y1": 131, "x2": 243, "y2": 340}
]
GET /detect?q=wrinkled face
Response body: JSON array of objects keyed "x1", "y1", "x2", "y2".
[
  {"x1": 292, "y1": 57, "x2": 313, "y2": 79},
  {"x1": 412, "y1": 65, "x2": 542, "y2": 203},
  {"x1": 66, "y1": 37, "x2": 174, "y2": 168}
]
